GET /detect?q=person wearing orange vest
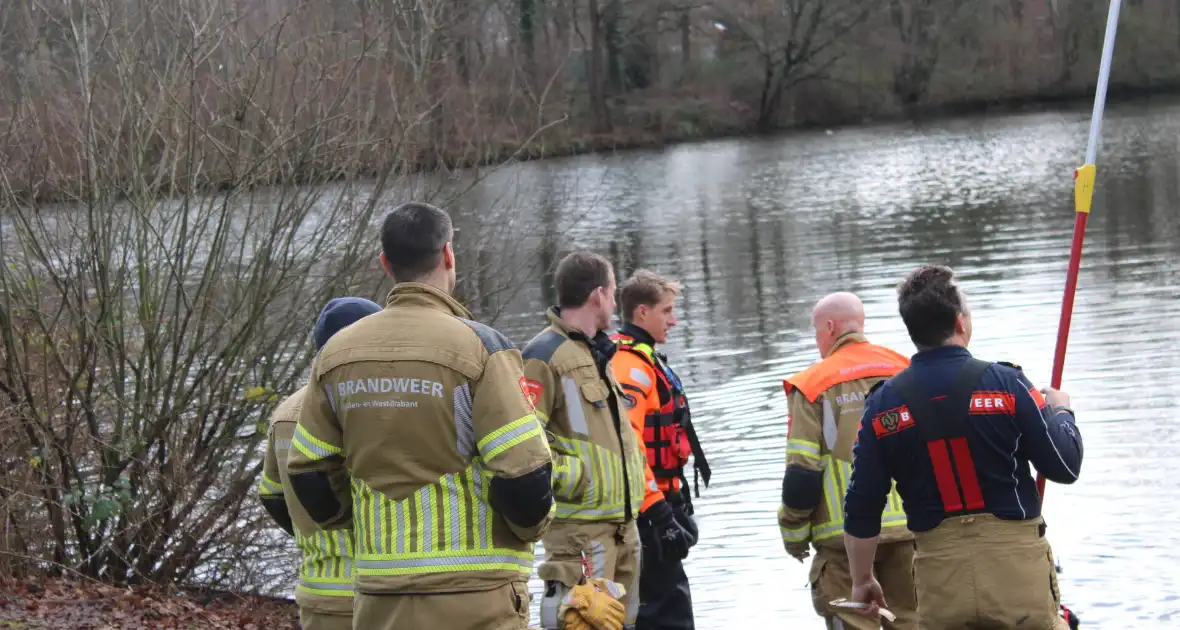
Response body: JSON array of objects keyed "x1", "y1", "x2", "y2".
[
  {"x1": 610, "y1": 270, "x2": 711, "y2": 630},
  {"x1": 779, "y1": 292, "x2": 916, "y2": 630}
]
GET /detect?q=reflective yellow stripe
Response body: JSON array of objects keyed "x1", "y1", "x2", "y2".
[
  {"x1": 552, "y1": 454, "x2": 584, "y2": 500},
  {"x1": 628, "y1": 447, "x2": 646, "y2": 512},
  {"x1": 295, "y1": 526, "x2": 355, "y2": 587},
  {"x1": 257, "y1": 473, "x2": 283, "y2": 496},
  {"x1": 292, "y1": 424, "x2": 342, "y2": 461},
  {"x1": 477, "y1": 414, "x2": 544, "y2": 462},
  {"x1": 617, "y1": 339, "x2": 655, "y2": 362},
  {"x1": 813, "y1": 521, "x2": 844, "y2": 541},
  {"x1": 810, "y1": 457, "x2": 907, "y2": 541},
  {"x1": 351, "y1": 463, "x2": 531, "y2": 578},
  {"x1": 551, "y1": 435, "x2": 642, "y2": 521},
  {"x1": 296, "y1": 575, "x2": 355, "y2": 597},
  {"x1": 786, "y1": 439, "x2": 821, "y2": 461},
  {"x1": 346, "y1": 467, "x2": 533, "y2": 580},
  {"x1": 355, "y1": 549, "x2": 533, "y2": 576},
  {"x1": 781, "y1": 522, "x2": 811, "y2": 543}
]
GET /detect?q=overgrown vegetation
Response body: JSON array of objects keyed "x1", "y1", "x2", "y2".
[
  {"x1": 4, "y1": 0, "x2": 1180, "y2": 202},
  {"x1": 1, "y1": 0, "x2": 1179, "y2": 601},
  {"x1": 0, "y1": 0, "x2": 559, "y2": 595}
]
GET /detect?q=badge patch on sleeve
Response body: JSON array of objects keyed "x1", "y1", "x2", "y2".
[
  {"x1": 872, "y1": 406, "x2": 914, "y2": 438},
  {"x1": 520, "y1": 378, "x2": 543, "y2": 408},
  {"x1": 969, "y1": 391, "x2": 1017, "y2": 416}
]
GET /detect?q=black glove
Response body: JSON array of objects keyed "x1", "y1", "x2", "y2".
[
  {"x1": 638, "y1": 499, "x2": 691, "y2": 564},
  {"x1": 671, "y1": 499, "x2": 698, "y2": 548}
]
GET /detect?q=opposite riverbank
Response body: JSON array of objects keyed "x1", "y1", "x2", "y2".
[{"x1": 6, "y1": 0, "x2": 1180, "y2": 207}]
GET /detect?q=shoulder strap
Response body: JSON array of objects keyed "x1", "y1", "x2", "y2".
[{"x1": 891, "y1": 358, "x2": 991, "y2": 442}]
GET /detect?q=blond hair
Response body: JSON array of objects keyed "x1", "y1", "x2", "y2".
[{"x1": 619, "y1": 269, "x2": 681, "y2": 323}]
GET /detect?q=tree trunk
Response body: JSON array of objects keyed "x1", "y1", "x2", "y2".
[
  {"x1": 604, "y1": 0, "x2": 623, "y2": 91},
  {"x1": 679, "y1": 7, "x2": 691, "y2": 82},
  {"x1": 588, "y1": 0, "x2": 612, "y2": 133}
]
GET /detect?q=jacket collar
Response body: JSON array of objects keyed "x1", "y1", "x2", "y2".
[
  {"x1": 618, "y1": 322, "x2": 657, "y2": 347},
  {"x1": 911, "y1": 344, "x2": 972, "y2": 364},
  {"x1": 386, "y1": 283, "x2": 472, "y2": 318},
  {"x1": 546, "y1": 306, "x2": 617, "y2": 366}
]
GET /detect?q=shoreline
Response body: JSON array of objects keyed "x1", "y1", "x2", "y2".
[{"x1": 10, "y1": 81, "x2": 1180, "y2": 209}]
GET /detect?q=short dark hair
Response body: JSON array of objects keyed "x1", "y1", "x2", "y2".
[
  {"x1": 620, "y1": 270, "x2": 681, "y2": 323},
  {"x1": 380, "y1": 202, "x2": 453, "y2": 282},
  {"x1": 555, "y1": 251, "x2": 614, "y2": 308},
  {"x1": 897, "y1": 264, "x2": 964, "y2": 348}
]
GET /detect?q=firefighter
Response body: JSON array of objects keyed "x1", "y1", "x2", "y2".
[
  {"x1": 257, "y1": 296, "x2": 382, "y2": 630},
  {"x1": 843, "y1": 265, "x2": 1084, "y2": 630},
  {"x1": 779, "y1": 292, "x2": 916, "y2": 630},
  {"x1": 609, "y1": 269, "x2": 711, "y2": 630},
  {"x1": 522, "y1": 251, "x2": 648, "y2": 630},
  {"x1": 285, "y1": 202, "x2": 556, "y2": 630}
]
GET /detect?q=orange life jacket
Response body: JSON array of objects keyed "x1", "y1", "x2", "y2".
[
  {"x1": 612, "y1": 332, "x2": 710, "y2": 495},
  {"x1": 783, "y1": 338, "x2": 911, "y2": 403}
]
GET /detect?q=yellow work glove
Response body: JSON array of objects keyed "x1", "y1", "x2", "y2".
[{"x1": 559, "y1": 578, "x2": 627, "y2": 630}]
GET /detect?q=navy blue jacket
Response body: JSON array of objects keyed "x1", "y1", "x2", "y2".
[{"x1": 843, "y1": 345, "x2": 1083, "y2": 538}]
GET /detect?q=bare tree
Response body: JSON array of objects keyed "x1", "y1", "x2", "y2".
[
  {"x1": 712, "y1": 0, "x2": 875, "y2": 130},
  {"x1": 0, "y1": 0, "x2": 565, "y2": 591},
  {"x1": 889, "y1": 0, "x2": 970, "y2": 107}
]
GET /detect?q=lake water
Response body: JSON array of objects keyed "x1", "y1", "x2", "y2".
[{"x1": 459, "y1": 96, "x2": 1180, "y2": 627}]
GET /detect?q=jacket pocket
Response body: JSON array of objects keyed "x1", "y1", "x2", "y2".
[{"x1": 579, "y1": 379, "x2": 611, "y2": 408}]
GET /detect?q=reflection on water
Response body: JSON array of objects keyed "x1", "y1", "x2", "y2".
[{"x1": 460, "y1": 96, "x2": 1180, "y2": 626}]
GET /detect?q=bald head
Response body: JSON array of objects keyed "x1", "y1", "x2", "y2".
[{"x1": 811, "y1": 292, "x2": 865, "y2": 357}]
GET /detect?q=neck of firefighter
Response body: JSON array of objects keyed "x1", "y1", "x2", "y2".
[
  {"x1": 382, "y1": 243, "x2": 457, "y2": 295},
  {"x1": 813, "y1": 292, "x2": 865, "y2": 359},
  {"x1": 561, "y1": 304, "x2": 604, "y2": 339},
  {"x1": 920, "y1": 303, "x2": 972, "y2": 352}
]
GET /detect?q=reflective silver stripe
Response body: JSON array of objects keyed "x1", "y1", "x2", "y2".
[
  {"x1": 471, "y1": 465, "x2": 489, "y2": 549},
  {"x1": 292, "y1": 426, "x2": 340, "y2": 459},
  {"x1": 541, "y1": 582, "x2": 567, "y2": 629},
  {"x1": 823, "y1": 455, "x2": 841, "y2": 522},
  {"x1": 373, "y1": 487, "x2": 383, "y2": 554},
  {"x1": 581, "y1": 441, "x2": 598, "y2": 506},
  {"x1": 822, "y1": 398, "x2": 838, "y2": 450},
  {"x1": 600, "y1": 443, "x2": 614, "y2": 508},
  {"x1": 417, "y1": 485, "x2": 434, "y2": 551},
  {"x1": 394, "y1": 499, "x2": 406, "y2": 555},
  {"x1": 625, "y1": 537, "x2": 640, "y2": 624},
  {"x1": 555, "y1": 504, "x2": 626, "y2": 519},
  {"x1": 479, "y1": 417, "x2": 541, "y2": 460},
  {"x1": 813, "y1": 522, "x2": 843, "y2": 539},
  {"x1": 355, "y1": 553, "x2": 533, "y2": 571},
  {"x1": 273, "y1": 439, "x2": 292, "y2": 458},
  {"x1": 323, "y1": 383, "x2": 337, "y2": 414},
  {"x1": 446, "y1": 473, "x2": 462, "y2": 551},
  {"x1": 628, "y1": 367, "x2": 652, "y2": 389},
  {"x1": 336, "y1": 530, "x2": 349, "y2": 577},
  {"x1": 299, "y1": 579, "x2": 354, "y2": 592},
  {"x1": 781, "y1": 524, "x2": 810, "y2": 542},
  {"x1": 562, "y1": 376, "x2": 589, "y2": 435},
  {"x1": 454, "y1": 382, "x2": 475, "y2": 461},
  {"x1": 589, "y1": 540, "x2": 606, "y2": 578}
]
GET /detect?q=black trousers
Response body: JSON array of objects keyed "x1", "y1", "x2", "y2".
[{"x1": 635, "y1": 525, "x2": 695, "y2": 630}]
